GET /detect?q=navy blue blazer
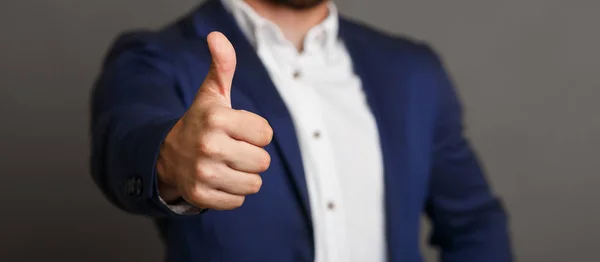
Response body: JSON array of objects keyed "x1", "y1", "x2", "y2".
[{"x1": 91, "y1": 0, "x2": 512, "y2": 261}]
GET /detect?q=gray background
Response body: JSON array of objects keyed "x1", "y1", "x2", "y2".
[{"x1": 0, "y1": 0, "x2": 598, "y2": 261}]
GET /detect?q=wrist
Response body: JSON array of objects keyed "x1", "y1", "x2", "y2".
[
  {"x1": 156, "y1": 157, "x2": 181, "y2": 202},
  {"x1": 158, "y1": 181, "x2": 181, "y2": 203},
  {"x1": 157, "y1": 125, "x2": 183, "y2": 202},
  {"x1": 156, "y1": 118, "x2": 185, "y2": 200}
]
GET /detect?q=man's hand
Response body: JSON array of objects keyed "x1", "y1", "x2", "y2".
[{"x1": 156, "y1": 32, "x2": 273, "y2": 210}]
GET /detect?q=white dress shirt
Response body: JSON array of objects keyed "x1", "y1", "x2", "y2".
[{"x1": 220, "y1": 1, "x2": 387, "y2": 261}]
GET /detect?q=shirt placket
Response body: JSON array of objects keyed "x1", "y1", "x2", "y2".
[{"x1": 293, "y1": 59, "x2": 348, "y2": 262}]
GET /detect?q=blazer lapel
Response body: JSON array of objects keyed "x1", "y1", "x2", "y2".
[{"x1": 191, "y1": 0, "x2": 312, "y2": 222}]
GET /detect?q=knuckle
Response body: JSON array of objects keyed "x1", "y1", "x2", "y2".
[
  {"x1": 238, "y1": 109, "x2": 251, "y2": 115},
  {"x1": 231, "y1": 196, "x2": 245, "y2": 209},
  {"x1": 197, "y1": 138, "x2": 222, "y2": 157},
  {"x1": 248, "y1": 176, "x2": 263, "y2": 194},
  {"x1": 188, "y1": 185, "x2": 209, "y2": 203},
  {"x1": 259, "y1": 121, "x2": 274, "y2": 145},
  {"x1": 244, "y1": 112, "x2": 273, "y2": 146},
  {"x1": 257, "y1": 150, "x2": 271, "y2": 171},
  {"x1": 196, "y1": 164, "x2": 218, "y2": 182},
  {"x1": 215, "y1": 196, "x2": 245, "y2": 211},
  {"x1": 203, "y1": 108, "x2": 226, "y2": 129}
]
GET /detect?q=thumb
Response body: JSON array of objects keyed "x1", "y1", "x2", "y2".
[{"x1": 199, "y1": 31, "x2": 237, "y2": 107}]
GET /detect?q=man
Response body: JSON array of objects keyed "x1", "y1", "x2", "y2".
[{"x1": 90, "y1": 0, "x2": 512, "y2": 261}]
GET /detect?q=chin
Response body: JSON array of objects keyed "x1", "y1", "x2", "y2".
[{"x1": 267, "y1": 0, "x2": 328, "y2": 10}]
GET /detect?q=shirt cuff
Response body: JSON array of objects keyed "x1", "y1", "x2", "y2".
[{"x1": 158, "y1": 196, "x2": 204, "y2": 215}]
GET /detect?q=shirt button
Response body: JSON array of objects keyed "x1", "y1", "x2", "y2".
[
  {"x1": 327, "y1": 201, "x2": 335, "y2": 211},
  {"x1": 293, "y1": 70, "x2": 301, "y2": 79},
  {"x1": 312, "y1": 130, "x2": 321, "y2": 139}
]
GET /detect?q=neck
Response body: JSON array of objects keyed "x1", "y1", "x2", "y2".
[{"x1": 244, "y1": 0, "x2": 330, "y2": 51}]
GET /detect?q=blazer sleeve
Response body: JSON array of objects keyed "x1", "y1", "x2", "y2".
[
  {"x1": 90, "y1": 32, "x2": 193, "y2": 218},
  {"x1": 422, "y1": 45, "x2": 513, "y2": 262}
]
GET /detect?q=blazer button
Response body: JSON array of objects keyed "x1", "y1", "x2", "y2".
[{"x1": 126, "y1": 177, "x2": 143, "y2": 196}]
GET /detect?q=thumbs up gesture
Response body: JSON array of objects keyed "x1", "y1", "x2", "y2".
[{"x1": 156, "y1": 32, "x2": 273, "y2": 210}]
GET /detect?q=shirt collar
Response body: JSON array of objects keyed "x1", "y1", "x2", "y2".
[{"x1": 221, "y1": 0, "x2": 339, "y2": 54}]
